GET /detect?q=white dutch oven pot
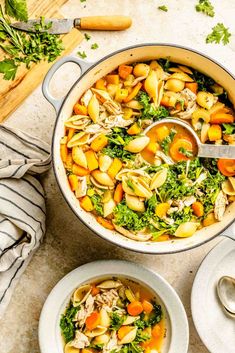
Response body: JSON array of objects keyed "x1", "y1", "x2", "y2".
[{"x1": 42, "y1": 44, "x2": 235, "y2": 254}]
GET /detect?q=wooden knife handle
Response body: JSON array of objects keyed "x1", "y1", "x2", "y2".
[{"x1": 78, "y1": 16, "x2": 132, "y2": 31}]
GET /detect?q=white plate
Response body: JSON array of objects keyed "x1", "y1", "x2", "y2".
[
  {"x1": 39, "y1": 260, "x2": 189, "y2": 353},
  {"x1": 191, "y1": 238, "x2": 235, "y2": 353}
]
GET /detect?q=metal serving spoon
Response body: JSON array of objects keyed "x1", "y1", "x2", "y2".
[
  {"x1": 217, "y1": 276, "x2": 235, "y2": 318},
  {"x1": 145, "y1": 118, "x2": 235, "y2": 159}
]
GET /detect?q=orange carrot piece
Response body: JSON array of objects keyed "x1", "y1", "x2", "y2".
[
  {"x1": 85, "y1": 150, "x2": 99, "y2": 171},
  {"x1": 80, "y1": 196, "x2": 94, "y2": 212},
  {"x1": 96, "y1": 216, "x2": 114, "y2": 230},
  {"x1": 127, "y1": 123, "x2": 141, "y2": 135},
  {"x1": 118, "y1": 64, "x2": 133, "y2": 79},
  {"x1": 106, "y1": 74, "x2": 119, "y2": 85},
  {"x1": 68, "y1": 174, "x2": 79, "y2": 191},
  {"x1": 118, "y1": 326, "x2": 133, "y2": 340},
  {"x1": 210, "y1": 111, "x2": 234, "y2": 124},
  {"x1": 152, "y1": 324, "x2": 161, "y2": 338},
  {"x1": 169, "y1": 139, "x2": 193, "y2": 161},
  {"x1": 72, "y1": 164, "x2": 90, "y2": 176},
  {"x1": 217, "y1": 159, "x2": 235, "y2": 177},
  {"x1": 142, "y1": 300, "x2": 153, "y2": 314},
  {"x1": 114, "y1": 183, "x2": 124, "y2": 203},
  {"x1": 123, "y1": 82, "x2": 142, "y2": 103},
  {"x1": 73, "y1": 103, "x2": 87, "y2": 115},
  {"x1": 60, "y1": 144, "x2": 68, "y2": 163},
  {"x1": 192, "y1": 201, "x2": 204, "y2": 217},
  {"x1": 208, "y1": 124, "x2": 222, "y2": 142},
  {"x1": 127, "y1": 300, "x2": 143, "y2": 316},
  {"x1": 85, "y1": 311, "x2": 100, "y2": 331},
  {"x1": 67, "y1": 128, "x2": 75, "y2": 142},
  {"x1": 108, "y1": 158, "x2": 123, "y2": 179},
  {"x1": 91, "y1": 285, "x2": 100, "y2": 296},
  {"x1": 155, "y1": 203, "x2": 170, "y2": 219},
  {"x1": 185, "y1": 82, "x2": 198, "y2": 94},
  {"x1": 90, "y1": 134, "x2": 108, "y2": 152},
  {"x1": 154, "y1": 125, "x2": 170, "y2": 142},
  {"x1": 95, "y1": 78, "x2": 107, "y2": 90},
  {"x1": 157, "y1": 234, "x2": 170, "y2": 242},
  {"x1": 65, "y1": 153, "x2": 73, "y2": 170}
]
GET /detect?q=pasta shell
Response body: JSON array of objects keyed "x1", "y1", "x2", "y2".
[
  {"x1": 122, "y1": 176, "x2": 136, "y2": 196},
  {"x1": 124, "y1": 100, "x2": 143, "y2": 110},
  {"x1": 103, "y1": 198, "x2": 116, "y2": 217},
  {"x1": 178, "y1": 65, "x2": 193, "y2": 74},
  {"x1": 113, "y1": 224, "x2": 152, "y2": 241},
  {"x1": 168, "y1": 72, "x2": 194, "y2": 82},
  {"x1": 125, "y1": 194, "x2": 145, "y2": 212},
  {"x1": 222, "y1": 178, "x2": 235, "y2": 196},
  {"x1": 91, "y1": 88, "x2": 112, "y2": 102},
  {"x1": 93, "y1": 333, "x2": 110, "y2": 344},
  {"x1": 165, "y1": 79, "x2": 185, "y2": 92},
  {"x1": 72, "y1": 147, "x2": 87, "y2": 168},
  {"x1": 125, "y1": 136, "x2": 150, "y2": 153},
  {"x1": 118, "y1": 327, "x2": 137, "y2": 344},
  {"x1": 91, "y1": 170, "x2": 115, "y2": 187},
  {"x1": 150, "y1": 168, "x2": 168, "y2": 190},
  {"x1": 196, "y1": 91, "x2": 214, "y2": 110},
  {"x1": 201, "y1": 123, "x2": 210, "y2": 143},
  {"x1": 116, "y1": 168, "x2": 151, "y2": 181},
  {"x1": 81, "y1": 89, "x2": 93, "y2": 107},
  {"x1": 97, "y1": 279, "x2": 122, "y2": 289},
  {"x1": 99, "y1": 308, "x2": 111, "y2": 328},
  {"x1": 64, "y1": 343, "x2": 80, "y2": 353},
  {"x1": 131, "y1": 177, "x2": 152, "y2": 199},
  {"x1": 90, "y1": 176, "x2": 110, "y2": 190},
  {"x1": 64, "y1": 115, "x2": 90, "y2": 129},
  {"x1": 192, "y1": 108, "x2": 210, "y2": 129},
  {"x1": 175, "y1": 222, "x2": 199, "y2": 238},
  {"x1": 88, "y1": 94, "x2": 100, "y2": 123},
  {"x1": 123, "y1": 316, "x2": 140, "y2": 325},
  {"x1": 73, "y1": 284, "x2": 91, "y2": 306},
  {"x1": 145, "y1": 70, "x2": 158, "y2": 99},
  {"x1": 85, "y1": 326, "x2": 107, "y2": 338},
  {"x1": 67, "y1": 132, "x2": 90, "y2": 148},
  {"x1": 75, "y1": 177, "x2": 87, "y2": 198},
  {"x1": 98, "y1": 155, "x2": 113, "y2": 172}
]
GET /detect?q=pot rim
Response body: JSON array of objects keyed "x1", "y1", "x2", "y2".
[{"x1": 51, "y1": 42, "x2": 235, "y2": 254}]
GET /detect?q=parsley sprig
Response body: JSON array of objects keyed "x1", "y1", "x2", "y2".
[
  {"x1": 195, "y1": 0, "x2": 215, "y2": 17},
  {"x1": 206, "y1": 23, "x2": 231, "y2": 45}
]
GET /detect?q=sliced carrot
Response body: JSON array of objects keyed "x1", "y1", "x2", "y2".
[
  {"x1": 169, "y1": 139, "x2": 193, "y2": 161},
  {"x1": 118, "y1": 64, "x2": 133, "y2": 79},
  {"x1": 73, "y1": 103, "x2": 87, "y2": 115},
  {"x1": 90, "y1": 134, "x2": 108, "y2": 152},
  {"x1": 106, "y1": 74, "x2": 119, "y2": 85},
  {"x1": 123, "y1": 82, "x2": 142, "y2": 103},
  {"x1": 67, "y1": 128, "x2": 75, "y2": 142},
  {"x1": 143, "y1": 141, "x2": 159, "y2": 154},
  {"x1": 185, "y1": 82, "x2": 198, "y2": 94},
  {"x1": 192, "y1": 201, "x2": 204, "y2": 217},
  {"x1": 142, "y1": 300, "x2": 153, "y2": 314},
  {"x1": 91, "y1": 285, "x2": 100, "y2": 296},
  {"x1": 208, "y1": 124, "x2": 222, "y2": 142},
  {"x1": 68, "y1": 174, "x2": 79, "y2": 191},
  {"x1": 108, "y1": 158, "x2": 123, "y2": 179},
  {"x1": 96, "y1": 216, "x2": 114, "y2": 230},
  {"x1": 210, "y1": 110, "x2": 234, "y2": 124},
  {"x1": 95, "y1": 78, "x2": 107, "y2": 90},
  {"x1": 127, "y1": 122, "x2": 141, "y2": 135},
  {"x1": 114, "y1": 183, "x2": 124, "y2": 203},
  {"x1": 85, "y1": 150, "x2": 99, "y2": 171},
  {"x1": 80, "y1": 196, "x2": 94, "y2": 212},
  {"x1": 217, "y1": 159, "x2": 235, "y2": 176},
  {"x1": 118, "y1": 326, "x2": 133, "y2": 340},
  {"x1": 127, "y1": 300, "x2": 143, "y2": 316},
  {"x1": 152, "y1": 324, "x2": 161, "y2": 338},
  {"x1": 157, "y1": 234, "x2": 170, "y2": 242},
  {"x1": 60, "y1": 144, "x2": 68, "y2": 163},
  {"x1": 85, "y1": 311, "x2": 100, "y2": 331},
  {"x1": 72, "y1": 164, "x2": 90, "y2": 176}
]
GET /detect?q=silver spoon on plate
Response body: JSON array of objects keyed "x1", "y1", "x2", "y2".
[{"x1": 217, "y1": 276, "x2": 235, "y2": 318}]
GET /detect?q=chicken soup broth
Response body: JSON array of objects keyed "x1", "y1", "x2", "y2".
[{"x1": 60, "y1": 277, "x2": 165, "y2": 353}]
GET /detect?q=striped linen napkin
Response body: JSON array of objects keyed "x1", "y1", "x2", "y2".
[{"x1": 0, "y1": 124, "x2": 51, "y2": 317}]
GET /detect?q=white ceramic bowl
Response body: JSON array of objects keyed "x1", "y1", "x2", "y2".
[{"x1": 39, "y1": 260, "x2": 188, "y2": 353}]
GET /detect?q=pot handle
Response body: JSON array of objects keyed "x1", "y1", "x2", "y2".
[
  {"x1": 220, "y1": 221, "x2": 235, "y2": 241},
  {"x1": 42, "y1": 56, "x2": 93, "y2": 114}
]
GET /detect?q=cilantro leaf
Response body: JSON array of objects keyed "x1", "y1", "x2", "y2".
[
  {"x1": 195, "y1": 0, "x2": 215, "y2": 17},
  {"x1": 77, "y1": 50, "x2": 87, "y2": 59},
  {"x1": 222, "y1": 123, "x2": 235, "y2": 135},
  {"x1": 91, "y1": 43, "x2": 99, "y2": 50},
  {"x1": 0, "y1": 58, "x2": 18, "y2": 80},
  {"x1": 84, "y1": 33, "x2": 91, "y2": 41},
  {"x1": 158, "y1": 5, "x2": 168, "y2": 12},
  {"x1": 5, "y1": 0, "x2": 28, "y2": 22},
  {"x1": 160, "y1": 129, "x2": 176, "y2": 154},
  {"x1": 138, "y1": 91, "x2": 169, "y2": 120},
  {"x1": 206, "y1": 23, "x2": 231, "y2": 45}
]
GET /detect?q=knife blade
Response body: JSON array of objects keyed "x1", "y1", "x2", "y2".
[{"x1": 11, "y1": 16, "x2": 132, "y2": 34}]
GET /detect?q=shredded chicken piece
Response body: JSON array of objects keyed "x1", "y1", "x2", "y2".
[
  {"x1": 95, "y1": 289, "x2": 119, "y2": 310},
  {"x1": 75, "y1": 294, "x2": 94, "y2": 327},
  {"x1": 183, "y1": 196, "x2": 196, "y2": 207},
  {"x1": 214, "y1": 191, "x2": 228, "y2": 221},
  {"x1": 193, "y1": 172, "x2": 207, "y2": 185},
  {"x1": 70, "y1": 331, "x2": 90, "y2": 349},
  {"x1": 156, "y1": 151, "x2": 174, "y2": 165},
  {"x1": 103, "y1": 331, "x2": 122, "y2": 353},
  {"x1": 103, "y1": 100, "x2": 122, "y2": 115},
  {"x1": 162, "y1": 216, "x2": 174, "y2": 225},
  {"x1": 172, "y1": 200, "x2": 184, "y2": 212}
]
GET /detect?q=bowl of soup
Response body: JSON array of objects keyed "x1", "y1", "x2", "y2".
[{"x1": 38, "y1": 260, "x2": 189, "y2": 353}]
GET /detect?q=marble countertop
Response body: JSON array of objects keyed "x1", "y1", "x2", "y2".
[{"x1": 0, "y1": 1, "x2": 234, "y2": 352}]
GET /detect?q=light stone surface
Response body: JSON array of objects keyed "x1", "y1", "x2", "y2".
[{"x1": 0, "y1": 0, "x2": 235, "y2": 352}]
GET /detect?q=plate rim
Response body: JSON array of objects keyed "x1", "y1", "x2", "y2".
[
  {"x1": 38, "y1": 259, "x2": 189, "y2": 353},
  {"x1": 191, "y1": 238, "x2": 235, "y2": 353}
]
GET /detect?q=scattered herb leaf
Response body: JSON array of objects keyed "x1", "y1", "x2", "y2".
[
  {"x1": 5, "y1": 0, "x2": 28, "y2": 21},
  {"x1": 158, "y1": 5, "x2": 168, "y2": 12},
  {"x1": 77, "y1": 50, "x2": 87, "y2": 59},
  {"x1": 91, "y1": 43, "x2": 98, "y2": 49},
  {"x1": 195, "y1": 0, "x2": 215, "y2": 17},
  {"x1": 206, "y1": 23, "x2": 231, "y2": 45},
  {"x1": 84, "y1": 33, "x2": 91, "y2": 41}
]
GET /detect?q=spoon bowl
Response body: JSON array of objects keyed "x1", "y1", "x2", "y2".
[
  {"x1": 217, "y1": 275, "x2": 235, "y2": 317},
  {"x1": 144, "y1": 118, "x2": 235, "y2": 159}
]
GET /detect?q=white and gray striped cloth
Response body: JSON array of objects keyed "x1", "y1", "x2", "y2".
[{"x1": 0, "y1": 125, "x2": 51, "y2": 317}]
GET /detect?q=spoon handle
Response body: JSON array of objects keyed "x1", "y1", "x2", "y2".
[{"x1": 198, "y1": 144, "x2": 235, "y2": 159}]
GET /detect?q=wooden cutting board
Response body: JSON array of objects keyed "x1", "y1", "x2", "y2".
[{"x1": 0, "y1": 0, "x2": 84, "y2": 122}]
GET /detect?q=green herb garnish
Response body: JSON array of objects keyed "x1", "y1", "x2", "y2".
[
  {"x1": 206, "y1": 23, "x2": 231, "y2": 45},
  {"x1": 195, "y1": 0, "x2": 215, "y2": 17},
  {"x1": 222, "y1": 123, "x2": 235, "y2": 135},
  {"x1": 160, "y1": 129, "x2": 176, "y2": 154},
  {"x1": 138, "y1": 91, "x2": 169, "y2": 120},
  {"x1": 110, "y1": 311, "x2": 125, "y2": 330},
  {"x1": 179, "y1": 147, "x2": 193, "y2": 157},
  {"x1": 84, "y1": 33, "x2": 91, "y2": 41},
  {"x1": 103, "y1": 128, "x2": 135, "y2": 162},
  {"x1": 90, "y1": 194, "x2": 103, "y2": 216},
  {"x1": 60, "y1": 302, "x2": 80, "y2": 343},
  {"x1": 77, "y1": 50, "x2": 87, "y2": 59},
  {"x1": 158, "y1": 5, "x2": 168, "y2": 12},
  {"x1": 5, "y1": 0, "x2": 28, "y2": 21},
  {"x1": 91, "y1": 43, "x2": 98, "y2": 49}
]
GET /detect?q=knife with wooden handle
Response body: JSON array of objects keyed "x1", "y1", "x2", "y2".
[{"x1": 11, "y1": 16, "x2": 132, "y2": 34}]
